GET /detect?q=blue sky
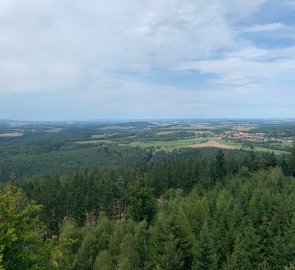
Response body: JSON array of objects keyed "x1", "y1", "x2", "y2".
[{"x1": 0, "y1": 0, "x2": 295, "y2": 120}]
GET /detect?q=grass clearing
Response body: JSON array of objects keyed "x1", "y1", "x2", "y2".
[
  {"x1": 216, "y1": 139, "x2": 290, "y2": 155},
  {"x1": 91, "y1": 134, "x2": 106, "y2": 139},
  {"x1": 75, "y1": 140, "x2": 113, "y2": 144},
  {"x1": 155, "y1": 131, "x2": 178, "y2": 135},
  {"x1": 46, "y1": 128, "x2": 63, "y2": 133},
  {"x1": 195, "y1": 131, "x2": 214, "y2": 135},
  {"x1": 252, "y1": 147, "x2": 289, "y2": 155},
  {"x1": 271, "y1": 141, "x2": 293, "y2": 147},
  {"x1": 124, "y1": 138, "x2": 209, "y2": 150}
]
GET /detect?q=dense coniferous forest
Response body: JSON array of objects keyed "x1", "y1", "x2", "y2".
[{"x1": 1, "y1": 141, "x2": 295, "y2": 269}]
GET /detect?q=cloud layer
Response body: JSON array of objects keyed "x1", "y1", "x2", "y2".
[{"x1": 0, "y1": 0, "x2": 295, "y2": 120}]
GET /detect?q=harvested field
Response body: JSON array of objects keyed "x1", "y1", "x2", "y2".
[
  {"x1": 190, "y1": 140, "x2": 237, "y2": 150},
  {"x1": 0, "y1": 132, "x2": 23, "y2": 138}
]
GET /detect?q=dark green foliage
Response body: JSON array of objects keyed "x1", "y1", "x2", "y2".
[
  {"x1": 3, "y1": 165, "x2": 295, "y2": 269},
  {"x1": 127, "y1": 182, "x2": 157, "y2": 223},
  {"x1": 260, "y1": 151, "x2": 277, "y2": 169},
  {"x1": 23, "y1": 175, "x2": 65, "y2": 235},
  {"x1": 215, "y1": 150, "x2": 227, "y2": 182},
  {"x1": 93, "y1": 251, "x2": 113, "y2": 270},
  {"x1": 147, "y1": 196, "x2": 194, "y2": 270},
  {"x1": 290, "y1": 144, "x2": 295, "y2": 176},
  {"x1": 0, "y1": 145, "x2": 152, "y2": 181},
  {"x1": 193, "y1": 222, "x2": 218, "y2": 270},
  {"x1": 2, "y1": 134, "x2": 295, "y2": 269}
]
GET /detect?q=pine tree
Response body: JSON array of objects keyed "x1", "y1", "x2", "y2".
[
  {"x1": 289, "y1": 144, "x2": 295, "y2": 176},
  {"x1": 224, "y1": 226, "x2": 262, "y2": 270},
  {"x1": 215, "y1": 150, "x2": 227, "y2": 182},
  {"x1": 127, "y1": 182, "x2": 157, "y2": 223},
  {"x1": 147, "y1": 201, "x2": 194, "y2": 270},
  {"x1": 192, "y1": 222, "x2": 218, "y2": 270}
]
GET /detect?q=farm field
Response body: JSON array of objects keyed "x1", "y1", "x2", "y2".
[
  {"x1": 214, "y1": 139, "x2": 290, "y2": 155},
  {"x1": 90, "y1": 134, "x2": 106, "y2": 139},
  {"x1": 190, "y1": 140, "x2": 237, "y2": 150},
  {"x1": 0, "y1": 132, "x2": 23, "y2": 137},
  {"x1": 67, "y1": 120, "x2": 294, "y2": 154},
  {"x1": 58, "y1": 120, "x2": 294, "y2": 153},
  {"x1": 252, "y1": 147, "x2": 289, "y2": 155},
  {"x1": 46, "y1": 128, "x2": 64, "y2": 133},
  {"x1": 0, "y1": 119, "x2": 294, "y2": 182},
  {"x1": 124, "y1": 137, "x2": 208, "y2": 149},
  {"x1": 76, "y1": 139, "x2": 113, "y2": 144},
  {"x1": 0, "y1": 120, "x2": 294, "y2": 152}
]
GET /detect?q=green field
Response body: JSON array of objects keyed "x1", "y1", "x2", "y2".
[
  {"x1": 122, "y1": 138, "x2": 209, "y2": 150},
  {"x1": 194, "y1": 130, "x2": 214, "y2": 134},
  {"x1": 270, "y1": 141, "x2": 293, "y2": 147},
  {"x1": 215, "y1": 139, "x2": 290, "y2": 155},
  {"x1": 74, "y1": 134, "x2": 292, "y2": 154},
  {"x1": 215, "y1": 139, "x2": 242, "y2": 148},
  {"x1": 46, "y1": 128, "x2": 64, "y2": 133},
  {"x1": 252, "y1": 147, "x2": 289, "y2": 155},
  {"x1": 76, "y1": 139, "x2": 113, "y2": 144},
  {"x1": 155, "y1": 131, "x2": 178, "y2": 135},
  {"x1": 91, "y1": 134, "x2": 106, "y2": 139},
  {"x1": 164, "y1": 124, "x2": 216, "y2": 131}
]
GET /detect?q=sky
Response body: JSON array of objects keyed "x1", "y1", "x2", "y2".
[{"x1": 0, "y1": 0, "x2": 295, "y2": 120}]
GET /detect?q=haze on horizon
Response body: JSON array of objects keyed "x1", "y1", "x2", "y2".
[{"x1": 1, "y1": 0, "x2": 295, "y2": 121}]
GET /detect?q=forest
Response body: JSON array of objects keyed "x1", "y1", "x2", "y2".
[
  {"x1": 1, "y1": 121, "x2": 295, "y2": 269},
  {"x1": 1, "y1": 138, "x2": 295, "y2": 269}
]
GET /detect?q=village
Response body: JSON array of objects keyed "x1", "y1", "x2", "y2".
[{"x1": 212, "y1": 131, "x2": 294, "y2": 144}]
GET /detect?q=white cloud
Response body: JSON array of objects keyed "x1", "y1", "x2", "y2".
[
  {"x1": 0, "y1": 0, "x2": 269, "y2": 94},
  {"x1": 222, "y1": 0, "x2": 267, "y2": 15},
  {"x1": 1, "y1": 0, "x2": 295, "y2": 119},
  {"x1": 0, "y1": 58, "x2": 81, "y2": 93},
  {"x1": 244, "y1": 23, "x2": 286, "y2": 32},
  {"x1": 178, "y1": 44, "x2": 295, "y2": 86},
  {"x1": 0, "y1": 0, "x2": 15, "y2": 16}
]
